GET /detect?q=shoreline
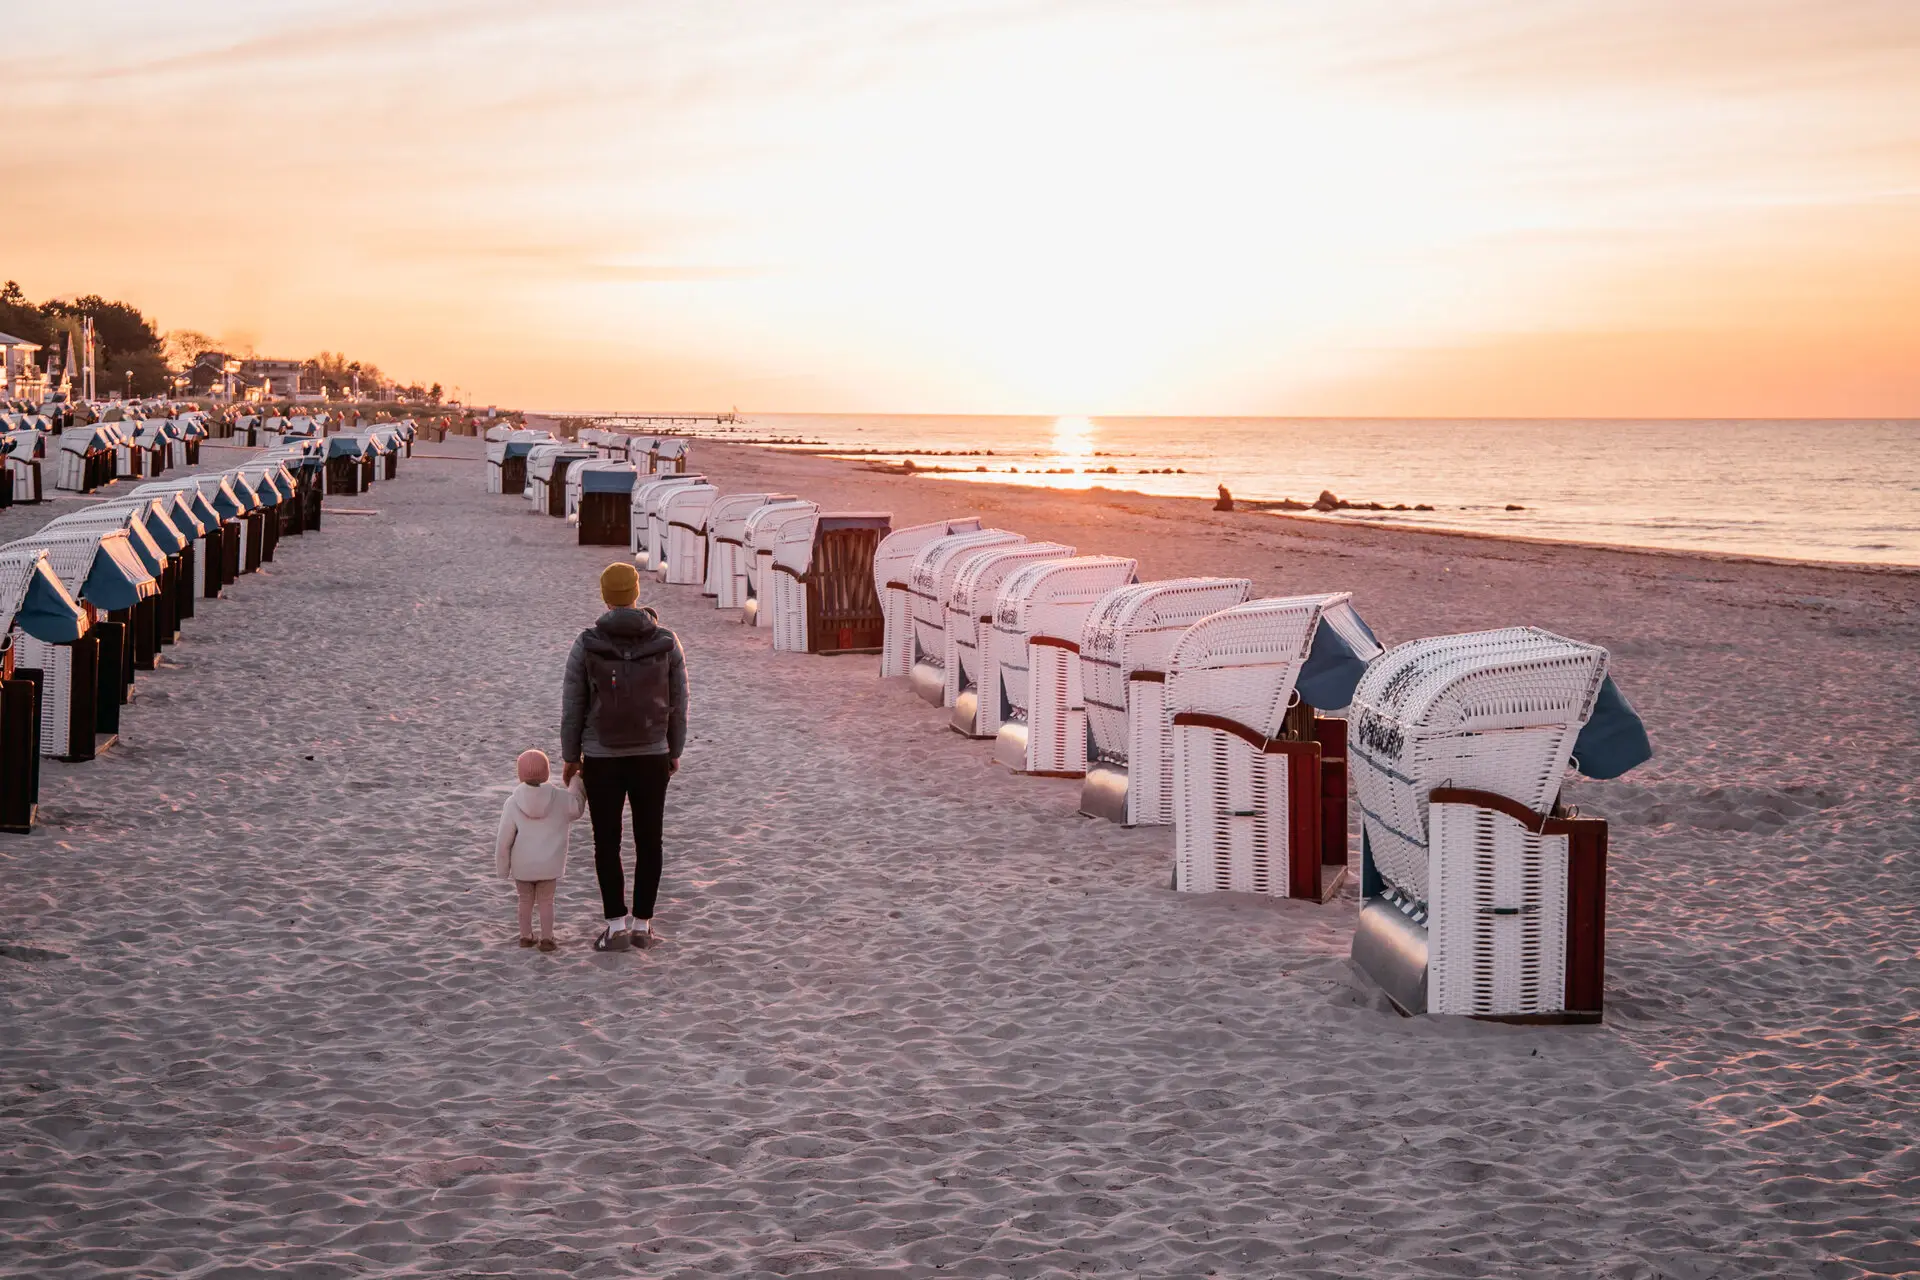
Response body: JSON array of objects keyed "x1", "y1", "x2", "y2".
[{"x1": 720, "y1": 440, "x2": 1920, "y2": 580}]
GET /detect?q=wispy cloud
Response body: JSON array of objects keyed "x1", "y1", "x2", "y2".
[{"x1": 3, "y1": 0, "x2": 1916, "y2": 413}]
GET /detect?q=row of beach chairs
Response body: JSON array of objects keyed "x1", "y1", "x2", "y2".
[
  {"x1": 320, "y1": 421, "x2": 415, "y2": 496},
  {"x1": 1, "y1": 410, "x2": 213, "y2": 503},
  {"x1": 479, "y1": 464, "x2": 1654, "y2": 1022},
  {"x1": 865, "y1": 517, "x2": 1652, "y2": 1023},
  {"x1": 482, "y1": 427, "x2": 691, "y2": 506},
  {"x1": 0, "y1": 433, "x2": 353, "y2": 836}
]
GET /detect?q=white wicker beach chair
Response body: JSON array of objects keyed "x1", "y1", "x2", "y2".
[
  {"x1": 650, "y1": 438, "x2": 691, "y2": 474},
  {"x1": 703, "y1": 493, "x2": 796, "y2": 606},
  {"x1": 1346, "y1": 627, "x2": 1649, "y2": 1022},
  {"x1": 659, "y1": 483, "x2": 720, "y2": 585},
  {"x1": 45, "y1": 499, "x2": 190, "y2": 652},
  {"x1": 626, "y1": 474, "x2": 709, "y2": 566},
  {"x1": 1077, "y1": 578, "x2": 1255, "y2": 826},
  {"x1": 872, "y1": 519, "x2": 984, "y2": 678},
  {"x1": 219, "y1": 471, "x2": 271, "y2": 573},
  {"x1": 54, "y1": 426, "x2": 114, "y2": 493},
  {"x1": 3, "y1": 528, "x2": 156, "y2": 758},
  {"x1": 526, "y1": 445, "x2": 594, "y2": 517},
  {"x1": 491, "y1": 428, "x2": 552, "y2": 496},
  {"x1": 943, "y1": 542, "x2": 1076, "y2": 735},
  {"x1": 1167, "y1": 593, "x2": 1383, "y2": 903},
  {"x1": 625, "y1": 475, "x2": 670, "y2": 554},
  {"x1": 137, "y1": 480, "x2": 229, "y2": 600},
  {"x1": 190, "y1": 472, "x2": 256, "y2": 583},
  {"x1": 988, "y1": 556, "x2": 1138, "y2": 775},
  {"x1": 741, "y1": 501, "x2": 817, "y2": 627},
  {"x1": 0, "y1": 547, "x2": 90, "y2": 772},
  {"x1": 2, "y1": 430, "x2": 45, "y2": 503},
  {"x1": 125, "y1": 485, "x2": 211, "y2": 617},
  {"x1": 767, "y1": 512, "x2": 893, "y2": 654},
  {"x1": 905, "y1": 530, "x2": 1025, "y2": 704}
]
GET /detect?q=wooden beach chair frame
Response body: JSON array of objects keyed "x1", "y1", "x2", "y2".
[{"x1": 768, "y1": 512, "x2": 893, "y2": 655}]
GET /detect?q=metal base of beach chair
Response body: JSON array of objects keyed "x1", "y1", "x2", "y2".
[
  {"x1": 949, "y1": 688, "x2": 982, "y2": 737},
  {"x1": 908, "y1": 659, "x2": 945, "y2": 706},
  {"x1": 1078, "y1": 761, "x2": 1130, "y2": 824}
]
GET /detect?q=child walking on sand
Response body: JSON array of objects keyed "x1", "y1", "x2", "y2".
[{"x1": 496, "y1": 749, "x2": 587, "y2": 951}]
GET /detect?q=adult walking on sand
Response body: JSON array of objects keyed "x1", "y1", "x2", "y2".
[{"x1": 562, "y1": 562, "x2": 689, "y2": 953}]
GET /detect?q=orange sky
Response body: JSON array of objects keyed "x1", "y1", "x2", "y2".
[{"x1": 2, "y1": 0, "x2": 1916, "y2": 416}]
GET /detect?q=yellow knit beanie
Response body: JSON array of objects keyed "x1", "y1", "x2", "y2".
[{"x1": 600, "y1": 562, "x2": 640, "y2": 608}]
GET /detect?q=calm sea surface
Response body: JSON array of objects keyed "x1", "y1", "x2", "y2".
[{"x1": 637, "y1": 414, "x2": 1920, "y2": 567}]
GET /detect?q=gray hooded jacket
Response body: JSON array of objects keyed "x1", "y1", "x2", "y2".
[{"x1": 561, "y1": 607, "x2": 689, "y2": 762}]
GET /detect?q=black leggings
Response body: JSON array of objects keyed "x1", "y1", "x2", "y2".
[{"x1": 581, "y1": 755, "x2": 672, "y2": 920}]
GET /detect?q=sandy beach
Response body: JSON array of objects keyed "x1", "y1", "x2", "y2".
[{"x1": 2, "y1": 434, "x2": 1914, "y2": 1279}]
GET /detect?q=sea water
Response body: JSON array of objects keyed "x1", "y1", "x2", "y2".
[{"x1": 635, "y1": 414, "x2": 1920, "y2": 567}]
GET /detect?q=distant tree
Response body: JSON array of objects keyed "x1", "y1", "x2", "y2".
[
  {"x1": 163, "y1": 329, "x2": 221, "y2": 371},
  {"x1": 0, "y1": 280, "x2": 54, "y2": 346},
  {"x1": 42, "y1": 294, "x2": 161, "y2": 361},
  {"x1": 428, "y1": 382, "x2": 443, "y2": 405},
  {"x1": 105, "y1": 347, "x2": 172, "y2": 396}
]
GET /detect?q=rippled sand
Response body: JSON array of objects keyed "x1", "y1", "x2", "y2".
[{"x1": 1, "y1": 436, "x2": 1913, "y2": 1278}]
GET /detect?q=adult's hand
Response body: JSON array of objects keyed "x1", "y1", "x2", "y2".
[
  {"x1": 562, "y1": 760, "x2": 580, "y2": 785},
  {"x1": 669, "y1": 757, "x2": 679, "y2": 776}
]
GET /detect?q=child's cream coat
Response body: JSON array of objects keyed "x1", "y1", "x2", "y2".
[{"x1": 495, "y1": 776, "x2": 587, "y2": 881}]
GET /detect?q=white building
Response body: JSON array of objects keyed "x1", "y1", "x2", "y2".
[{"x1": 0, "y1": 331, "x2": 48, "y2": 402}]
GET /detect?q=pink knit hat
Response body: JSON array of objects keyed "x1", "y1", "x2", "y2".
[{"x1": 516, "y1": 749, "x2": 550, "y2": 784}]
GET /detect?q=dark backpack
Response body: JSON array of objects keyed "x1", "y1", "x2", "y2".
[{"x1": 584, "y1": 640, "x2": 672, "y2": 752}]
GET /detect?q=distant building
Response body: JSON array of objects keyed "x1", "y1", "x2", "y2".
[
  {"x1": 240, "y1": 358, "x2": 304, "y2": 399},
  {"x1": 186, "y1": 351, "x2": 242, "y2": 398},
  {"x1": 0, "y1": 331, "x2": 48, "y2": 402}
]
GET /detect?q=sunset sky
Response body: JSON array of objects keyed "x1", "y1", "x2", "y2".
[{"x1": 3, "y1": 0, "x2": 1917, "y2": 416}]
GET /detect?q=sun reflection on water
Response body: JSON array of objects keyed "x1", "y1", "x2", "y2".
[{"x1": 1051, "y1": 415, "x2": 1097, "y2": 471}]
